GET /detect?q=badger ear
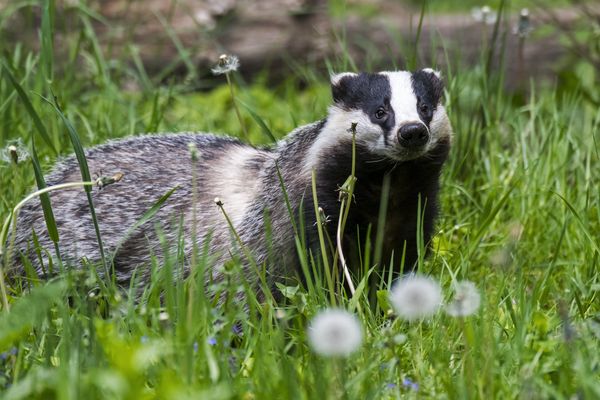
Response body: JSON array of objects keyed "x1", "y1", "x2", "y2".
[
  {"x1": 414, "y1": 68, "x2": 445, "y2": 102},
  {"x1": 421, "y1": 68, "x2": 442, "y2": 79},
  {"x1": 330, "y1": 72, "x2": 358, "y2": 104}
]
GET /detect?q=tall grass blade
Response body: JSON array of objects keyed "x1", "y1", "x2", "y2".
[
  {"x1": 41, "y1": 95, "x2": 110, "y2": 281},
  {"x1": 408, "y1": 0, "x2": 427, "y2": 70},
  {"x1": 553, "y1": 192, "x2": 600, "y2": 255},
  {"x1": 40, "y1": 0, "x2": 55, "y2": 82},
  {"x1": 30, "y1": 138, "x2": 60, "y2": 253},
  {"x1": 240, "y1": 101, "x2": 277, "y2": 143},
  {"x1": 111, "y1": 186, "x2": 179, "y2": 262},
  {"x1": 1, "y1": 61, "x2": 57, "y2": 154}
]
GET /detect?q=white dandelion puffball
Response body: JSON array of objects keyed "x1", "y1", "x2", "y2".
[
  {"x1": 389, "y1": 275, "x2": 442, "y2": 321},
  {"x1": 308, "y1": 309, "x2": 363, "y2": 357},
  {"x1": 445, "y1": 280, "x2": 481, "y2": 317},
  {"x1": 211, "y1": 54, "x2": 240, "y2": 75}
]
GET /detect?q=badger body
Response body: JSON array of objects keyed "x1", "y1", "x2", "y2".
[{"x1": 11, "y1": 70, "x2": 452, "y2": 291}]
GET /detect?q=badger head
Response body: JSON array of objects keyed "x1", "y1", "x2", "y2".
[{"x1": 312, "y1": 69, "x2": 452, "y2": 166}]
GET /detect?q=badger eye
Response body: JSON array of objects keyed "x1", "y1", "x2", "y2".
[
  {"x1": 375, "y1": 108, "x2": 386, "y2": 119},
  {"x1": 419, "y1": 103, "x2": 430, "y2": 114}
]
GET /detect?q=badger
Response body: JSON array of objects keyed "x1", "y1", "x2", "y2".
[{"x1": 10, "y1": 69, "x2": 452, "y2": 294}]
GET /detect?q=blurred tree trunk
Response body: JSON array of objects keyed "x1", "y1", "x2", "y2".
[{"x1": 0, "y1": 0, "x2": 595, "y2": 89}]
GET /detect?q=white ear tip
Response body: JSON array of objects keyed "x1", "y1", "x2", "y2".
[
  {"x1": 422, "y1": 68, "x2": 442, "y2": 78},
  {"x1": 331, "y1": 72, "x2": 357, "y2": 85}
]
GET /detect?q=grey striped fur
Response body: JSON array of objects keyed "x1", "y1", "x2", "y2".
[{"x1": 10, "y1": 70, "x2": 453, "y2": 294}]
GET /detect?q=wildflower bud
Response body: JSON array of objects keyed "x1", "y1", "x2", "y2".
[
  {"x1": 96, "y1": 172, "x2": 124, "y2": 189},
  {"x1": 214, "y1": 197, "x2": 223, "y2": 206},
  {"x1": 347, "y1": 122, "x2": 358, "y2": 134},
  {"x1": 316, "y1": 206, "x2": 330, "y2": 226},
  {"x1": 158, "y1": 311, "x2": 169, "y2": 321},
  {"x1": 188, "y1": 142, "x2": 200, "y2": 161}
]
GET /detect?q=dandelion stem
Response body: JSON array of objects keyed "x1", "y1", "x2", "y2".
[
  {"x1": 226, "y1": 73, "x2": 249, "y2": 141},
  {"x1": 336, "y1": 123, "x2": 358, "y2": 297},
  {"x1": 311, "y1": 170, "x2": 336, "y2": 306},
  {"x1": 186, "y1": 146, "x2": 198, "y2": 349}
]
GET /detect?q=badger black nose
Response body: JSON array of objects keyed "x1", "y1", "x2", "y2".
[{"x1": 398, "y1": 123, "x2": 429, "y2": 149}]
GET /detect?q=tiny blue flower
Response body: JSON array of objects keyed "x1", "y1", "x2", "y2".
[
  {"x1": 232, "y1": 324, "x2": 243, "y2": 336},
  {"x1": 0, "y1": 347, "x2": 17, "y2": 360},
  {"x1": 386, "y1": 383, "x2": 397, "y2": 389},
  {"x1": 193, "y1": 342, "x2": 199, "y2": 353},
  {"x1": 207, "y1": 337, "x2": 217, "y2": 346},
  {"x1": 411, "y1": 382, "x2": 419, "y2": 391},
  {"x1": 402, "y1": 378, "x2": 413, "y2": 387}
]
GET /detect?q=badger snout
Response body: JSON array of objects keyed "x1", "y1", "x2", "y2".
[{"x1": 397, "y1": 123, "x2": 429, "y2": 149}]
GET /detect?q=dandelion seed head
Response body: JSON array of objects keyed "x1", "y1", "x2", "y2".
[
  {"x1": 446, "y1": 280, "x2": 481, "y2": 317},
  {"x1": 307, "y1": 309, "x2": 363, "y2": 357},
  {"x1": 389, "y1": 275, "x2": 442, "y2": 321},
  {"x1": 1, "y1": 139, "x2": 29, "y2": 165},
  {"x1": 393, "y1": 333, "x2": 407, "y2": 344},
  {"x1": 471, "y1": 5, "x2": 497, "y2": 25},
  {"x1": 214, "y1": 197, "x2": 223, "y2": 206},
  {"x1": 211, "y1": 54, "x2": 240, "y2": 75}
]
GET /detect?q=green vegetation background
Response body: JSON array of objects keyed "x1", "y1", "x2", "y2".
[{"x1": 0, "y1": 0, "x2": 599, "y2": 399}]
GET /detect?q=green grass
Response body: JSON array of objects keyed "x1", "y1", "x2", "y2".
[{"x1": 1, "y1": 1, "x2": 599, "y2": 399}]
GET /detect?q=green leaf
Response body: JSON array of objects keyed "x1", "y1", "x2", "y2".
[
  {"x1": 376, "y1": 290, "x2": 392, "y2": 313},
  {"x1": 1, "y1": 61, "x2": 57, "y2": 154},
  {"x1": 30, "y1": 139, "x2": 59, "y2": 244},
  {"x1": 0, "y1": 281, "x2": 65, "y2": 352},
  {"x1": 41, "y1": 94, "x2": 109, "y2": 280},
  {"x1": 239, "y1": 101, "x2": 277, "y2": 143}
]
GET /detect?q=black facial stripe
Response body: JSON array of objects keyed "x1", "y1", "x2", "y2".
[
  {"x1": 411, "y1": 70, "x2": 444, "y2": 126},
  {"x1": 332, "y1": 72, "x2": 396, "y2": 136}
]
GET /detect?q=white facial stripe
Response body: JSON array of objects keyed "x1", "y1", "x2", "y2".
[
  {"x1": 303, "y1": 106, "x2": 382, "y2": 173},
  {"x1": 314, "y1": 70, "x2": 452, "y2": 165},
  {"x1": 430, "y1": 104, "x2": 453, "y2": 143},
  {"x1": 380, "y1": 71, "x2": 422, "y2": 129}
]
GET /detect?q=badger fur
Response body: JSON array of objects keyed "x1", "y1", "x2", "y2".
[{"x1": 11, "y1": 69, "x2": 452, "y2": 292}]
